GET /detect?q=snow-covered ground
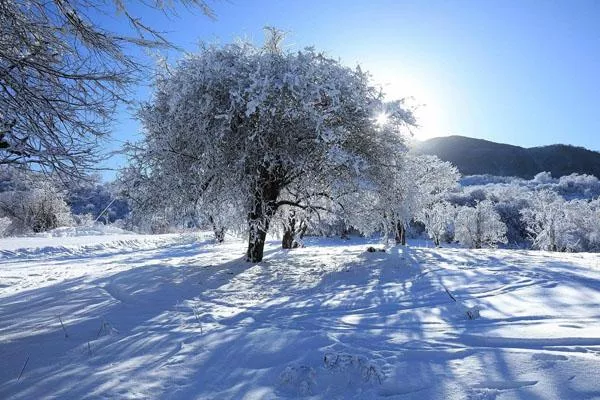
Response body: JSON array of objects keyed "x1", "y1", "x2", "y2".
[{"x1": 1, "y1": 233, "x2": 599, "y2": 399}]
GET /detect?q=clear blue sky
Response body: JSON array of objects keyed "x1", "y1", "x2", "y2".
[{"x1": 103, "y1": 0, "x2": 600, "y2": 178}]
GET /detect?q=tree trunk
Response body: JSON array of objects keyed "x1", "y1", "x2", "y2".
[
  {"x1": 340, "y1": 225, "x2": 350, "y2": 240},
  {"x1": 214, "y1": 227, "x2": 225, "y2": 243},
  {"x1": 209, "y1": 216, "x2": 225, "y2": 243},
  {"x1": 246, "y1": 179, "x2": 280, "y2": 263},
  {"x1": 247, "y1": 224, "x2": 268, "y2": 262},
  {"x1": 395, "y1": 222, "x2": 406, "y2": 245},
  {"x1": 297, "y1": 220, "x2": 308, "y2": 243},
  {"x1": 282, "y1": 215, "x2": 296, "y2": 249}
]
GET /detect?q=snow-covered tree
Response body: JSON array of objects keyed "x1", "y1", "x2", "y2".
[
  {"x1": 1, "y1": 0, "x2": 213, "y2": 176},
  {"x1": 520, "y1": 190, "x2": 600, "y2": 252},
  {"x1": 0, "y1": 217, "x2": 11, "y2": 237},
  {"x1": 521, "y1": 190, "x2": 568, "y2": 251},
  {"x1": 338, "y1": 153, "x2": 458, "y2": 245},
  {"x1": 377, "y1": 154, "x2": 459, "y2": 244},
  {"x1": 420, "y1": 201, "x2": 456, "y2": 247},
  {"x1": 454, "y1": 200, "x2": 507, "y2": 248},
  {"x1": 129, "y1": 37, "x2": 414, "y2": 261}
]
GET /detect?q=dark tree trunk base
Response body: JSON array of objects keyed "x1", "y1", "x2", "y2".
[
  {"x1": 395, "y1": 223, "x2": 406, "y2": 246},
  {"x1": 247, "y1": 227, "x2": 267, "y2": 262}
]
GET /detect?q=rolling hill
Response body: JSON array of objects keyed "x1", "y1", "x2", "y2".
[{"x1": 412, "y1": 135, "x2": 600, "y2": 178}]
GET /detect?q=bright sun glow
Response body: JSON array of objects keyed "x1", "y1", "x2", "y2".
[
  {"x1": 367, "y1": 65, "x2": 453, "y2": 141},
  {"x1": 375, "y1": 112, "x2": 388, "y2": 126}
]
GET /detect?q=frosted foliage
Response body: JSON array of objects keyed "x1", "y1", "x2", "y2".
[
  {"x1": 533, "y1": 171, "x2": 555, "y2": 184},
  {"x1": 421, "y1": 201, "x2": 456, "y2": 246},
  {"x1": 0, "y1": 181, "x2": 73, "y2": 234},
  {"x1": 454, "y1": 200, "x2": 507, "y2": 249},
  {"x1": 521, "y1": 190, "x2": 600, "y2": 252},
  {"x1": 348, "y1": 154, "x2": 459, "y2": 239},
  {"x1": 0, "y1": 217, "x2": 10, "y2": 237},
  {"x1": 127, "y1": 41, "x2": 415, "y2": 259}
]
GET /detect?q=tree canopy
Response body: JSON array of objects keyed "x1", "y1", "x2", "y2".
[{"x1": 125, "y1": 39, "x2": 416, "y2": 261}]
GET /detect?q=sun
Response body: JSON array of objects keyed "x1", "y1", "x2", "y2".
[
  {"x1": 375, "y1": 112, "x2": 389, "y2": 126},
  {"x1": 367, "y1": 66, "x2": 451, "y2": 141}
]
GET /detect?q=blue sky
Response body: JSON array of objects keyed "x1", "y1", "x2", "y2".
[{"x1": 103, "y1": 0, "x2": 600, "y2": 178}]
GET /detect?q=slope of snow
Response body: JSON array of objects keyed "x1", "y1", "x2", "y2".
[
  {"x1": 0, "y1": 226, "x2": 204, "y2": 260},
  {"x1": 0, "y1": 235, "x2": 599, "y2": 399}
]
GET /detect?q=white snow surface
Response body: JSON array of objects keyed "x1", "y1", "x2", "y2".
[{"x1": 1, "y1": 233, "x2": 600, "y2": 399}]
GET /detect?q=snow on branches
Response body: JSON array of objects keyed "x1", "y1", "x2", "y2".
[{"x1": 127, "y1": 38, "x2": 415, "y2": 261}]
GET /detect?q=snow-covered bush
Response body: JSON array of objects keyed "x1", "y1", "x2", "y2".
[
  {"x1": 454, "y1": 200, "x2": 507, "y2": 248},
  {"x1": 522, "y1": 190, "x2": 600, "y2": 252},
  {"x1": 556, "y1": 173, "x2": 600, "y2": 199},
  {"x1": 0, "y1": 181, "x2": 73, "y2": 234}
]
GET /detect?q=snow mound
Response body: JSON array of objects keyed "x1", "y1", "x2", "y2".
[
  {"x1": 40, "y1": 224, "x2": 133, "y2": 237},
  {"x1": 279, "y1": 365, "x2": 317, "y2": 396},
  {"x1": 0, "y1": 231, "x2": 199, "y2": 260}
]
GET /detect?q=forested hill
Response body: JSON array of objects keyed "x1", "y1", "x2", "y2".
[{"x1": 412, "y1": 135, "x2": 600, "y2": 179}]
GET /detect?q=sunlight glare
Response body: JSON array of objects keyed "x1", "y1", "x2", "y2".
[
  {"x1": 376, "y1": 112, "x2": 389, "y2": 126},
  {"x1": 367, "y1": 66, "x2": 453, "y2": 141}
]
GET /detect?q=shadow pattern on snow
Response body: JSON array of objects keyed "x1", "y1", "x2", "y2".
[{"x1": 0, "y1": 237, "x2": 599, "y2": 399}]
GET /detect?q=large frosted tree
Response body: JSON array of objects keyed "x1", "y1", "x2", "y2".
[{"x1": 131, "y1": 38, "x2": 414, "y2": 261}]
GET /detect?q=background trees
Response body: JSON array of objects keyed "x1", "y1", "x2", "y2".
[
  {"x1": 127, "y1": 39, "x2": 415, "y2": 261},
  {"x1": 454, "y1": 200, "x2": 507, "y2": 249},
  {"x1": 0, "y1": 172, "x2": 72, "y2": 234}
]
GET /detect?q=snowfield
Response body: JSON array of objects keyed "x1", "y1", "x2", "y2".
[{"x1": 1, "y1": 234, "x2": 600, "y2": 399}]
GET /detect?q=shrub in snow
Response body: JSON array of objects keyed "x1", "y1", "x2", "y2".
[
  {"x1": 0, "y1": 180, "x2": 73, "y2": 234},
  {"x1": 279, "y1": 365, "x2": 316, "y2": 396},
  {"x1": 454, "y1": 200, "x2": 507, "y2": 249},
  {"x1": 521, "y1": 190, "x2": 575, "y2": 252},
  {"x1": 73, "y1": 213, "x2": 95, "y2": 227},
  {"x1": 366, "y1": 246, "x2": 386, "y2": 253},
  {"x1": 532, "y1": 171, "x2": 555, "y2": 184},
  {"x1": 323, "y1": 352, "x2": 384, "y2": 385},
  {"x1": 464, "y1": 305, "x2": 481, "y2": 320},
  {"x1": 522, "y1": 191, "x2": 600, "y2": 252}
]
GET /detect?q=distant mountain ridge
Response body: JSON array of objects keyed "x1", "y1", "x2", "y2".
[{"x1": 412, "y1": 135, "x2": 600, "y2": 179}]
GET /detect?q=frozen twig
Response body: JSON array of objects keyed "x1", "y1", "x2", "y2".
[
  {"x1": 58, "y1": 315, "x2": 69, "y2": 338},
  {"x1": 17, "y1": 355, "x2": 29, "y2": 381},
  {"x1": 443, "y1": 286, "x2": 457, "y2": 302}
]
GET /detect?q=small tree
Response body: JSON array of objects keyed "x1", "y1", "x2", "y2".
[
  {"x1": 454, "y1": 200, "x2": 507, "y2": 248},
  {"x1": 421, "y1": 201, "x2": 456, "y2": 247},
  {"x1": 361, "y1": 153, "x2": 458, "y2": 245},
  {"x1": 521, "y1": 190, "x2": 567, "y2": 251}
]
